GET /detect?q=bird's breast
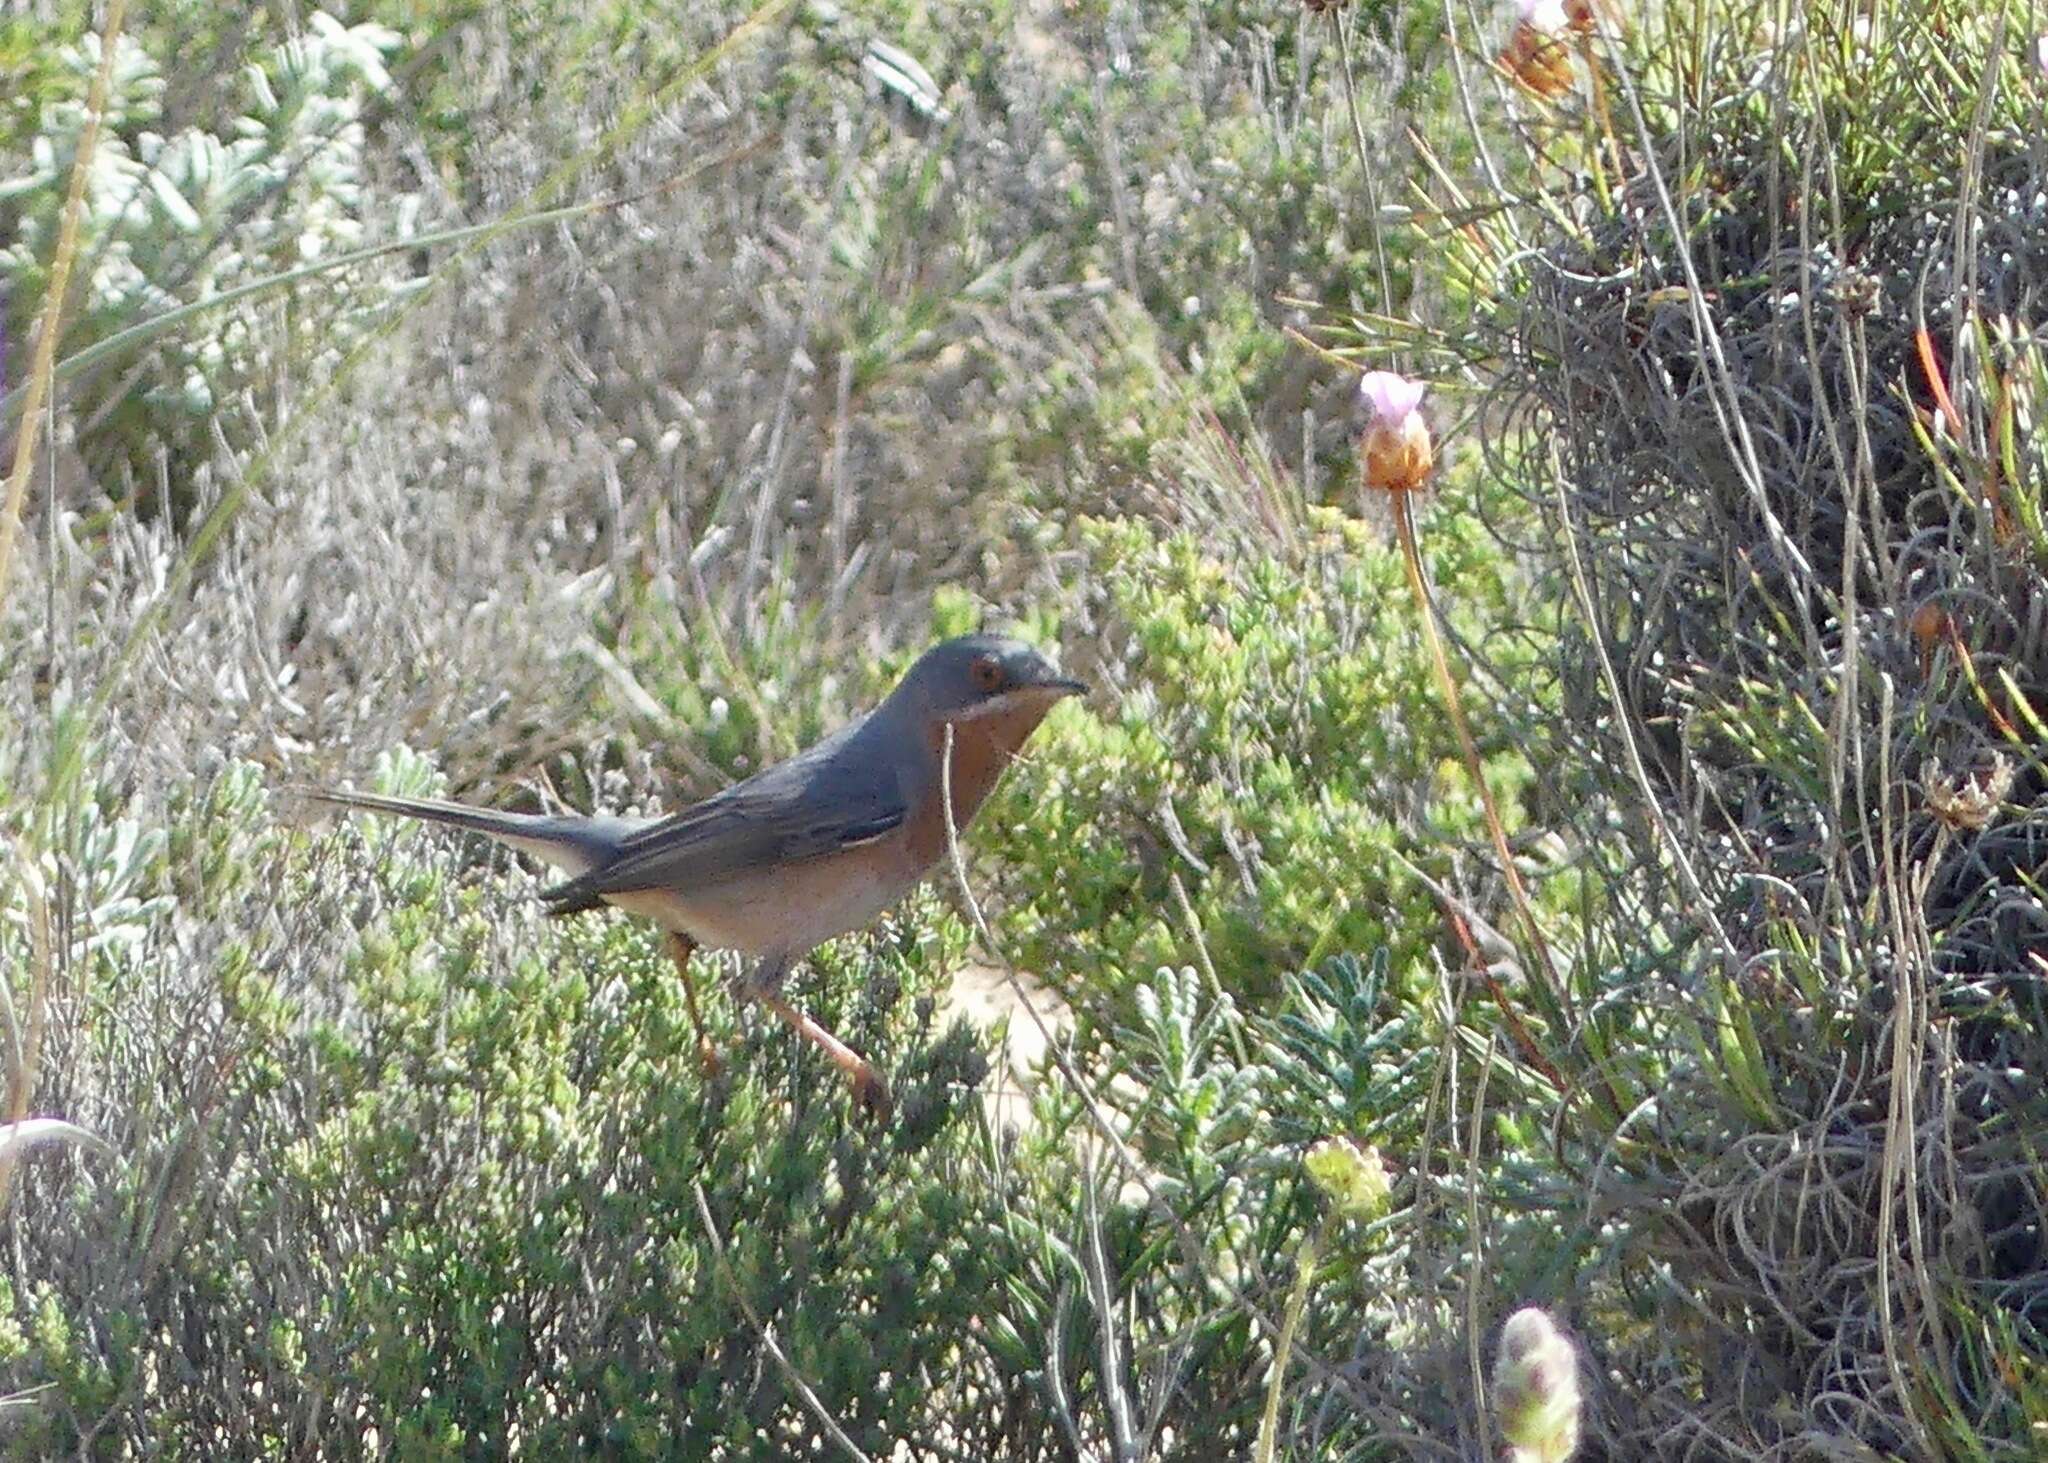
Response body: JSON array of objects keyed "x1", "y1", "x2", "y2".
[
  {"x1": 602, "y1": 835, "x2": 926, "y2": 957},
  {"x1": 901, "y1": 713, "x2": 1038, "y2": 868}
]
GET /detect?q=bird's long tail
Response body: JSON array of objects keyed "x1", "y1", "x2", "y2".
[
  {"x1": 306, "y1": 788, "x2": 640, "y2": 879},
  {"x1": 309, "y1": 788, "x2": 543, "y2": 840}
]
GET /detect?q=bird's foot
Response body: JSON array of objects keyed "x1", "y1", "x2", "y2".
[
  {"x1": 666, "y1": 933, "x2": 727, "y2": 1080},
  {"x1": 848, "y1": 1063, "x2": 894, "y2": 1124},
  {"x1": 760, "y1": 993, "x2": 892, "y2": 1123}
]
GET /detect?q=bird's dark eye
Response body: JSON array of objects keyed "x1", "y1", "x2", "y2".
[{"x1": 970, "y1": 656, "x2": 1004, "y2": 693}]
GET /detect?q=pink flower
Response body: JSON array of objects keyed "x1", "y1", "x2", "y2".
[
  {"x1": 2036, "y1": 34, "x2": 2047, "y2": 77},
  {"x1": 1358, "y1": 370, "x2": 1428, "y2": 428},
  {"x1": 1516, "y1": 0, "x2": 1572, "y2": 34},
  {"x1": 1357, "y1": 371, "x2": 1434, "y2": 494}
]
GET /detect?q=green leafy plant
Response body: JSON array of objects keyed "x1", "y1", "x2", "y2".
[
  {"x1": 985, "y1": 501, "x2": 1544, "y2": 1011},
  {"x1": 0, "y1": 13, "x2": 416, "y2": 508}
]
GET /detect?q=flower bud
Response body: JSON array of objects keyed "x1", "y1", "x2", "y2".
[
  {"x1": 1909, "y1": 601, "x2": 1958, "y2": 673},
  {"x1": 1924, "y1": 754, "x2": 2012, "y2": 833},
  {"x1": 1563, "y1": 0, "x2": 1620, "y2": 35},
  {"x1": 1494, "y1": 1308, "x2": 1582, "y2": 1462},
  {"x1": 1303, "y1": 1138, "x2": 1391, "y2": 1221}
]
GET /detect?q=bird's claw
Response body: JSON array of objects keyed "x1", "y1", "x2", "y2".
[{"x1": 850, "y1": 1065, "x2": 894, "y2": 1123}]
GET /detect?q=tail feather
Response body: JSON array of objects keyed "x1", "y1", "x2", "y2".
[
  {"x1": 307, "y1": 788, "x2": 541, "y2": 840},
  {"x1": 305, "y1": 787, "x2": 646, "y2": 880}
]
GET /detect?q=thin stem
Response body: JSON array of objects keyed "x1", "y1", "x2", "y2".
[
  {"x1": 1254, "y1": 1217, "x2": 1329, "y2": 1463},
  {"x1": 0, "y1": 0, "x2": 127, "y2": 1219},
  {"x1": 692, "y1": 1184, "x2": 876, "y2": 1463},
  {"x1": 1578, "y1": 33, "x2": 1628, "y2": 206},
  {"x1": 1389, "y1": 486, "x2": 1563, "y2": 1014},
  {"x1": 0, "y1": 861, "x2": 53, "y2": 1213},
  {"x1": 0, "y1": 0, "x2": 130, "y2": 607},
  {"x1": 1333, "y1": 9, "x2": 1396, "y2": 322}
]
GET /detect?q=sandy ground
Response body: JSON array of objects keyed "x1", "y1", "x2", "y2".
[{"x1": 939, "y1": 960, "x2": 1074, "y2": 1131}]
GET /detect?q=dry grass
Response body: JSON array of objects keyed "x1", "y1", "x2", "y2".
[{"x1": 1450, "y1": 2, "x2": 2048, "y2": 1453}]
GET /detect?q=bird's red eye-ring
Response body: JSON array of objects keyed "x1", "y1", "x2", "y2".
[{"x1": 970, "y1": 656, "x2": 1004, "y2": 693}]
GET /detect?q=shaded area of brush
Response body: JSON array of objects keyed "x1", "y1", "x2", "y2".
[
  {"x1": 1478, "y1": 11, "x2": 2048, "y2": 1456},
  {"x1": 1501, "y1": 152, "x2": 2048, "y2": 992}
]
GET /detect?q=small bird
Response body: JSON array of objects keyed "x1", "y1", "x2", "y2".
[{"x1": 311, "y1": 634, "x2": 1085, "y2": 1115}]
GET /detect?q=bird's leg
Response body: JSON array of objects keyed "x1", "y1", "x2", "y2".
[
  {"x1": 664, "y1": 932, "x2": 723, "y2": 1078},
  {"x1": 744, "y1": 955, "x2": 892, "y2": 1119}
]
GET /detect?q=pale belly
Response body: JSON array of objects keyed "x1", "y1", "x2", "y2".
[{"x1": 599, "y1": 843, "x2": 924, "y2": 958}]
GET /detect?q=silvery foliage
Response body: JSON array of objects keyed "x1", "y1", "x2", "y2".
[{"x1": 0, "y1": 14, "x2": 419, "y2": 434}]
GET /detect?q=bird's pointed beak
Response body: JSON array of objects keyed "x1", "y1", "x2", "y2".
[{"x1": 1033, "y1": 669, "x2": 1088, "y2": 698}]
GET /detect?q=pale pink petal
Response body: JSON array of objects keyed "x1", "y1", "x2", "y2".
[
  {"x1": 1358, "y1": 370, "x2": 1428, "y2": 426},
  {"x1": 1517, "y1": 0, "x2": 1571, "y2": 31},
  {"x1": 2036, "y1": 33, "x2": 2048, "y2": 78}
]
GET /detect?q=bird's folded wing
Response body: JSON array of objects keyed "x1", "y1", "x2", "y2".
[{"x1": 541, "y1": 767, "x2": 905, "y2": 911}]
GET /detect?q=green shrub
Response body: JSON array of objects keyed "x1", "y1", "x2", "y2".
[
  {"x1": 1, "y1": 758, "x2": 1036, "y2": 1456},
  {"x1": 984, "y1": 502, "x2": 1545, "y2": 1011},
  {"x1": 0, "y1": 750, "x2": 1550, "y2": 1460}
]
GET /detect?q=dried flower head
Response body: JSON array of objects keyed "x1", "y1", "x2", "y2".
[
  {"x1": 1562, "y1": 0, "x2": 1620, "y2": 34},
  {"x1": 1358, "y1": 370, "x2": 1434, "y2": 495},
  {"x1": 1501, "y1": 0, "x2": 1577, "y2": 97},
  {"x1": 1832, "y1": 268, "x2": 1881, "y2": 320},
  {"x1": 1494, "y1": 1307, "x2": 1583, "y2": 1463},
  {"x1": 1924, "y1": 755, "x2": 2013, "y2": 833},
  {"x1": 1304, "y1": 1138, "x2": 1392, "y2": 1221},
  {"x1": 1909, "y1": 601, "x2": 1960, "y2": 674}
]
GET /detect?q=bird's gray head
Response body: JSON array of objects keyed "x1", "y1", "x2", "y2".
[{"x1": 887, "y1": 633, "x2": 1087, "y2": 725}]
